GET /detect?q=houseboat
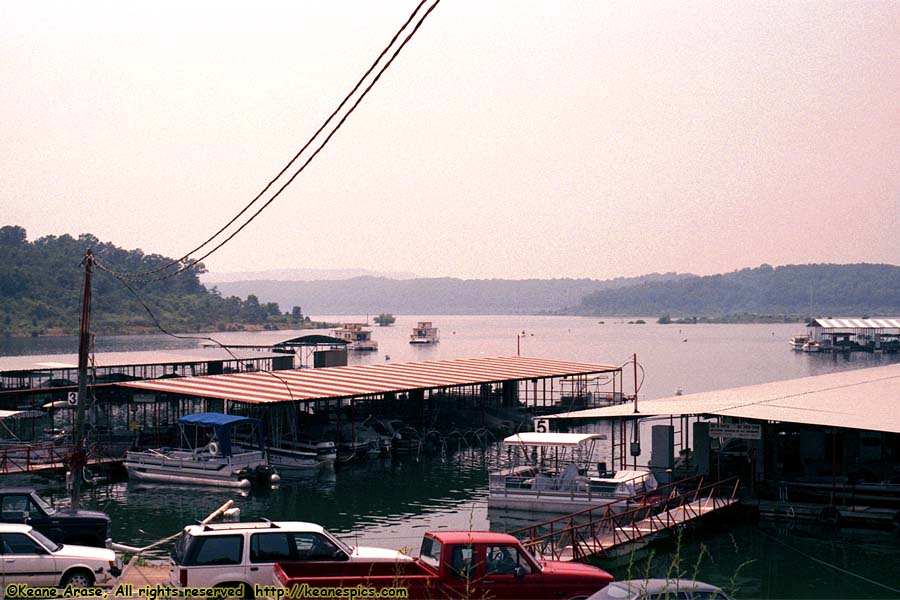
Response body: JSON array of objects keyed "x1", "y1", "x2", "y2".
[
  {"x1": 488, "y1": 432, "x2": 657, "y2": 514},
  {"x1": 124, "y1": 413, "x2": 280, "y2": 488},
  {"x1": 409, "y1": 322, "x2": 440, "y2": 344},
  {"x1": 332, "y1": 323, "x2": 378, "y2": 352}
]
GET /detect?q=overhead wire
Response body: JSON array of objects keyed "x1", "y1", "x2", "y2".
[
  {"x1": 107, "y1": 272, "x2": 296, "y2": 402},
  {"x1": 88, "y1": 0, "x2": 444, "y2": 397},
  {"x1": 101, "y1": 0, "x2": 441, "y2": 282}
]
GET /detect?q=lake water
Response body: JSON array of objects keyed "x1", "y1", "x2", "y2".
[{"x1": 5, "y1": 315, "x2": 900, "y2": 598}]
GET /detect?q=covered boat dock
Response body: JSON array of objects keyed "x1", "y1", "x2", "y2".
[
  {"x1": 807, "y1": 318, "x2": 900, "y2": 353},
  {"x1": 117, "y1": 355, "x2": 629, "y2": 450},
  {"x1": 545, "y1": 363, "x2": 900, "y2": 524}
]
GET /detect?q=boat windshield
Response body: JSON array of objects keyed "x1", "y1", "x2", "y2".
[{"x1": 30, "y1": 493, "x2": 56, "y2": 516}]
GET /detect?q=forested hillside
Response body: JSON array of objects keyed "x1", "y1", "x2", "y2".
[
  {"x1": 574, "y1": 263, "x2": 900, "y2": 317},
  {"x1": 0, "y1": 226, "x2": 314, "y2": 336},
  {"x1": 211, "y1": 273, "x2": 692, "y2": 315}
]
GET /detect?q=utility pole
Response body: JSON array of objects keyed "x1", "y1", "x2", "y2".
[
  {"x1": 632, "y1": 353, "x2": 639, "y2": 414},
  {"x1": 70, "y1": 249, "x2": 94, "y2": 509}
]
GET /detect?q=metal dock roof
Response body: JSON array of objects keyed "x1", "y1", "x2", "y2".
[
  {"x1": 813, "y1": 318, "x2": 900, "y2": 329},
  {"x1": 120, "y1": 355, "x2": 620, "y2": 404},
  {"x1": 0, "y1": 348, "x2": 286, "y2": 373},
  {"x1": 547, "y1": 363, "x2": 900, "y2": 434}
]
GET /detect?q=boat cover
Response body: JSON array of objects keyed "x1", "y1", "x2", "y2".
[{"x1": 178, "y1": 412, "x2": 264, "y2": 454}]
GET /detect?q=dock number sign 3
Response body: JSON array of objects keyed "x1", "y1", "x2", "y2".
[{"x1": 67, "y1": 391, "x2": 78, "y2": 407}]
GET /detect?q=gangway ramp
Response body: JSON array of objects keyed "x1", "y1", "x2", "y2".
[
  {"x1": 512, "y1": 476, "x2": 740, "y2": 561},
  {"x1": 0, "y1": 441, "x2": 121, "y2": 476}
]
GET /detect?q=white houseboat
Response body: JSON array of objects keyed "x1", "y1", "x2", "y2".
[
  {"x1": 332, "y1": 323, "x2": 378, "y2": 352},
  {"x1": 488, "y1": 432, "x2": 657, "y2": 514},
  {"x1": 409, "y1": 322, "x2": 440, "y2": 344},
  {"x1": 124, "y1": 413, "x2": 280, "y2": 488}
]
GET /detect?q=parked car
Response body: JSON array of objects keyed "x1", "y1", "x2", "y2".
[
  {"x1": 0, "y1": 523, "x2": 121, "y2": 587},
  {"x1": 0, "y1": 487, "x2": 110, "y2": 547},
  {"x1": 169, "y1": 520, "x2": 410, "y2": 595},
  {"x1": 587, "y1": 578, "x2": 733, "y2": 600}
]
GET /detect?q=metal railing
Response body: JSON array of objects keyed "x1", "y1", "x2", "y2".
[
  {"x1": 0, "y1": 441, "x2": 73, "y2": 473},
  {"x1": 0, "y1": 440, "x2": 116, "y2": 474},
  {"x1": 513, "y1": 475, "x2": 740, "y2": 561}
]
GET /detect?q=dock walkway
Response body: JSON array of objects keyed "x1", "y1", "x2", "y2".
[
  {"x1": 512, "y1": 476, "x2": 740, "y2": 561},
  {"x1": 0, "y1": 441, "x2": 122, "y2": 475}
]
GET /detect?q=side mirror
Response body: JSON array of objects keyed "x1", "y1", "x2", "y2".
[{"x1": 514, "y1": 566, "x2": 526, "y2": 579}]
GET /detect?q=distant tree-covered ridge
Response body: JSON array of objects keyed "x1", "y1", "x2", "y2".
[
  {"x1": 0, "y1": 225, "x2": 327, "y2": 336},
  {"x1": 574, "y1": 263, "x2": 900, "y2": 318},
  {"x1": 210, "y1": 273, "x2": 694, "y2": 315}
]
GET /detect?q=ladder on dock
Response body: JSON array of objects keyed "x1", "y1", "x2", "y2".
[{"x1": 511, "y1": 475, "x2": 740, "y2": 561}]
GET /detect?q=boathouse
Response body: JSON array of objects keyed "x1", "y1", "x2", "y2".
[
  {"x1": 807, "y1": 318, "x2": 900, "y2": 352},
  {"x1": 546, "y1": 363, "x2": 900, "y2": 523},
  {"x1": 113, "y1": 355, "x2": 629, "y2": 449}
]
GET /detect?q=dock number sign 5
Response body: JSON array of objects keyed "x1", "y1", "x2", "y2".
[{"x1": 533, "y1": 418, "x2": 550, "y2": 433}]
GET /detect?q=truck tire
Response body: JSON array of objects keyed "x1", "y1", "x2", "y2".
[{"x1": 61, "y1": 568, "x2": 95, "y2": 587}]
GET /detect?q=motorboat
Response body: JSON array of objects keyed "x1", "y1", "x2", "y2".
[
  {"x1": 801, "y1": 340, "x2": 822, "y2": 352},
  {"x1": 369, "y1": 418, "x2": 419, "y2": 454},
  {"x1": 488, "y1": 432, "x2": 657, "y2": 514},
  {"x1": 332, "y1": 323, "x2": 378, "y2": 352},
  {"x1": 789, "y1": 333, "x2": 810, "y2": 350},
  {"x1": 409, "y1": 321, "x2": 440, "y2": 344},
  {"x1": 267, "y1": 436, "x2": 337, "y2": 472},
  {"x1": 306, "y1": 422, "x2": 383, "y2": 461},
  {"x1": 124, "y1": 413, "x2": 280, "y2": 489}
]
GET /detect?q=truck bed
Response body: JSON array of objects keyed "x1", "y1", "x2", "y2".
[{"x1": 276, "y1": 559, "x2": 432, "y2": 580}]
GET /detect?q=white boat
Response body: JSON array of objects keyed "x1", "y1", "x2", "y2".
[
  {"x1": 369, "y1": 418, "x2": 419, "y2": 453},
  {"x1": 409, "y1": 321, "x2": 440, "y2": 344},
  {"x1": 789, "y1": 333, "x2": 810, "y2": 350},
  {"x1": 267, "y1": 437, "x2": 337, "y2": 471},
  {"x1": 332, "y1": 323, "x2": 379, "y2": 352},
  {"x1": 801, "y1": 340, "x2": 821, "y2": 352},
  {"x1": 488, "y1": 432, "x2": 657, "y2": 514},
  {"x1": 124, "y1": 413, "x2": 280, "y2": 489}
]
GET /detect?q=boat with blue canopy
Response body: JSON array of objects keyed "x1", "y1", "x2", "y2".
[{"x1": 124, "y1": 412, "x2": 279, "y2": 488}]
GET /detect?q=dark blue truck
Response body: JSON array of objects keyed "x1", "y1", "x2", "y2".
[{"x1": 0, "y1": 487, "x2": 111, "y2": 547}]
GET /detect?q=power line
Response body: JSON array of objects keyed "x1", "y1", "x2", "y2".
[
  {"x1": 158, "y1": 0, "x2": 443, "y2": 278},
  {"x1": 106, "y1": 271, "x2": 297, "y2": 401},
  {"x1": 104, "y1": 0, "x2": 441, "y2": 282}
]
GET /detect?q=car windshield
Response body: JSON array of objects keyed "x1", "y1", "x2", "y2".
[
  {"x1": 30, "y1": 493, "x2": 56, "y2": 516},
  {"x1": 29, "y1": 528, "x2": 61, "y2": 552}
]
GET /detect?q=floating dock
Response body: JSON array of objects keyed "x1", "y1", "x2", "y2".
[{"x1": 512, "y1": 476, "x2": 740, "y2": 561}]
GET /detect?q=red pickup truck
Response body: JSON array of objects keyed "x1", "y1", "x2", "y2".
[{"x1": 271, "y1": 530, "x2": 613, "y2": 599}]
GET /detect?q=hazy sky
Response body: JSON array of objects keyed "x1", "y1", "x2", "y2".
[{"x1": 3, "y1": 1, "x2": 899, "y2": 280}]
